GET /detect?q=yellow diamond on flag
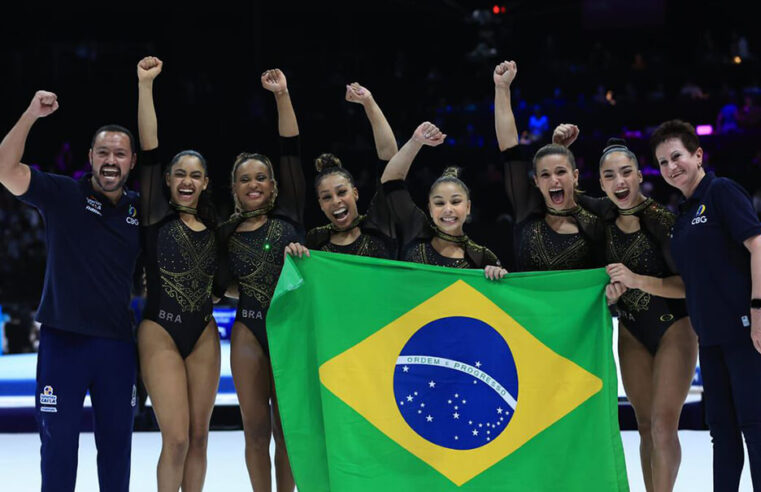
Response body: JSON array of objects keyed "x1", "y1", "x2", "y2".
[{"x1": 319, "y1": 279, "x2": 603, "y2": 486}]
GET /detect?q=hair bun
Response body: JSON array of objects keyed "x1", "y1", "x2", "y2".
[
  {"x1": 605, "y1": 137, "x2": 627, "y2": 147},
  {"x1": 315, "y1": 153, "x2": 342, "y2": 173},
  {"x1": 441, "y1": 166, "x2": 461, "y2": 179}
]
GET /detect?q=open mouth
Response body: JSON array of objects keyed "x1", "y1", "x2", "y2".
[
  {"x1": 613, "y1": 189, "x2": 630, "y2": 201},
  {"x1": 549, "y1": 188, "x2": 565, "y2": 205},
  {"x1": 246, "y1": 191, "x2": 263, "y2": 200},
  {"x1": 177, "y1": 187, "x2": 195, "y2": 200},
  {"x1": 439, "y1": 216, "x2": 458, "y2": 225},
  {"x1": 100, "y1": 167, "x2": 121, "y2": 180},
  {"x1": 332, "y1": 207, "x2": 349, "y2": 222}
]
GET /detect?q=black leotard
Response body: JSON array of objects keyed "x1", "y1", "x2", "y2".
[
  {"x1": 603, "y1": 198, "x2": 688, "y2": 354},
  {"x1": 383, "y1": 179, "x2": 500, "y2": 268},
  {"x1": 139, "y1": 148, "x2": 218, "y2": 359},
  {"x1": 503, "y1": 146, "x2": 604, "y2": 271},
  {"x1": 215, "y1": 136, "x2": 304, "y2": 356}
]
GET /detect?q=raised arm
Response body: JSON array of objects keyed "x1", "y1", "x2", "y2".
[
  {"x1": 552, "y1": 123, "x2": 580, "y2": 148},
  {"x1": 136, "y1": 56, "x2": 168, "y2": 225},
  {"x1": 494, "y1": 60, "x2": 518, "y2": 151},
  {"x1": 262, "y1": 68, "x2": 304, "y2": 227},
  {"x1": 380, "y1": 122, "x2": 445, "y2": 183},
  {"x1": 0, "y1": 91, "x2": 59, "y2": 196},
  {"x1": 137, "y1": 56, "x2": 163, "y2": 151},
  {"x1": 345, "y1": 83, "x2": 398, "y2": 160},
  {"x1": 261, "y1": 68, "x2": 299, "y2": 138}
]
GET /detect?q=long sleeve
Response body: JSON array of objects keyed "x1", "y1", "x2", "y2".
[
  {"x1": 272, "y1": 136, "x2": 305, "y2": 234},
  {"x1": 138, "y1": 147, "x2": 169, "y2": 226},
  {"x1": 502, "y1": 146, "x2": 543, "y2": 224}
]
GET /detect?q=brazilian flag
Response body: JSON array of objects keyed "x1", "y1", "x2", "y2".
[{"x1": 268, "y1": 251, "x2": 628, "y2": 491}]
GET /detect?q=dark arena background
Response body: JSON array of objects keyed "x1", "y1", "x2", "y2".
[{"x1": 0, "y1": 1, "x2": 759, "y2": 489}]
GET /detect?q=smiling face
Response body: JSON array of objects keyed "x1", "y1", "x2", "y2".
[
  {"x1": 317, "y1": 173, "x2": 359, "y2": 229},
  {"x1": 655, "y1": 137, "x2": 704, "y2": 197},
  {"x1": 428, "y1": 181, "x2": 471, "y2": 236},
  {"x1": 533, "y1": 153, "x2": 578, "y2": 209},
  {"x1": 165, "y1": 155, "x2": 208, "y2": 208},
  {"x1": 89, "y1": 131, "x2": 136, "y2": 195},
  {"x1": 599, "y1": 152, "x2": 644, "y2": 209},
  {"x1": 232, "y1": 159, "x2": 276, "y2": 212}
]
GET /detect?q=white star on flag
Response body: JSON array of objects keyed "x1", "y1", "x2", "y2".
[
  {"x1": 426, "y1": 415, "x2": 433, "y2": 422},
  {"x1": 429, "y1": 381, "x2": 436, "y2": 388}
]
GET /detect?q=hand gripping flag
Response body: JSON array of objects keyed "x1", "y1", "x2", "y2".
[{"x1": 267, "y1": 252, "x2": 628, "y2": 491}]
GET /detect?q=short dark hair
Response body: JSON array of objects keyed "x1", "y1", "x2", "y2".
[
  {"x1": 90, "y1": 124, "x2": 137, "y2": 153},
  {"x1": 649, "y1": 120, "x2": 700, "y2": 157}
]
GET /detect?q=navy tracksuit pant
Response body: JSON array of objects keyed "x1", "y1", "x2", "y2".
[
  {"x1": 700, "y1": 340, "x2": 761, "y2": 491},
  {"x1": 35, "y1": 326, "x2": 136, "y2": 492}
]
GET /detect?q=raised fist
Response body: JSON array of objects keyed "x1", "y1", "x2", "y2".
[
  {"x1": 412, "y1": 122, "x2": 446, "y2": 147},
  {"x1": 137, "y1": 56, "x2": 163, "y2": 82},
  {"x1": 552, "y1": 123, "x2": 580, "y2": 148},
  {"x1": 493, "y1": 60, "x2": 517, "y2": 89},
  {"x1": 27, "y1": 91, "x2": 59, "y2": 118},
  {"x1": 261, "y1": 68, "x2": 288, "y2": 94},
  {"x1": 345, "y1": 82, "x2": 373, "y2": 105}
]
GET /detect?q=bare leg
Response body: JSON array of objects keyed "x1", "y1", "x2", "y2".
[
  {"x1": 618, "y1": 322, "x2": 655, "y2": 492},
  {"x1": 181, "y1": 320, "x2": 221, "y2": 492},
  {"x1": 231, "y1": 322, "x2": 273, "y2": 492},
  {"x1": 271, "y1": 378, "x2": 295, "y2": 492},
  {"x1": 138, "y1": 320, "x2": 190, "y2": 492},
  {"x1": 650, "y1": 318, "x2": 698, "y2": 492}
]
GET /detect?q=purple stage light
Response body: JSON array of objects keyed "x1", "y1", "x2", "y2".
[{"x1": 696, "y1": 125, "x2": 713, "y2": 136}]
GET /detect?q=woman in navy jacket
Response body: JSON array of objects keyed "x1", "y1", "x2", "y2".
[{"x1": 652, "y1": 119, "x2": 761, "y2": 491}]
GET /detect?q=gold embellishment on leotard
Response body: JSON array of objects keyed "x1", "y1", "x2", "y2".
[
  {"x1": 407, "y1": 242, "x2": 471, "y2": 269},
  {"x1": 322, "y1": 233, "x2": 375, "y2": 257},
  {"x1": 328, "y1": 214, "x2": 366, "y2": 233},
  {"x1": 641, "y1": 200, "x2": 677, "y2": 233},
  {"x1": 159, "y1": 220, "x2": 216, "y2": 313},
  {"x1": 618, "y1": 197, "x2": 653, "y2": 216},
  {"x1": 433, "y1": 228, "x2": 470, "y2": 244},
  {"x1": 607, "y1": 227, "x2": 648, "y2": 267},
  {"x1": 660, "y1": 314, "x2": 674, "y2": 322},
  {"x1": 169, "y1": 201, "x2": 198, "y2": 216},
  {"x1": 526, "y1": 220, "x2": 590, "y2": 269},
  {"x1": 621, "y1": 289, "x2": 651, "y2": 313},
  {"x1": 546, "y1": 205, "x2": 582, "y2": 217},
  {"x1": 229, "y1": 219, "x2": 285, "y2": 308}
]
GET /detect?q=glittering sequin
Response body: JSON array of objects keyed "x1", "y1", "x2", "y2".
[
  {"x1": 229, "y1": 218, "x2": 296, "y2": 309},
  {"x1": 517, "y1": 218, "x2": 593, "y2": 271},
  {"x1": 157, "y1": 219, "x2": 216, "y2": 313}
]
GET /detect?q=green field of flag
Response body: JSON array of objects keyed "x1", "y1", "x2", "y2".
[{"x1": 267, "y1": 251, "x2": 628, "y2": 491}]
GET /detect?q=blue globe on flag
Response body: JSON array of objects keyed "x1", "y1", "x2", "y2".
[{"x1": 393, "y1": 316, "x2": 519, "y2": 450}]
